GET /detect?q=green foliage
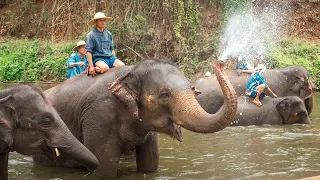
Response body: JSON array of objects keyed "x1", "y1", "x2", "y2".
[
  {"x1": 173, "y1": 0, "x2": 200, "y2": 44},
  {"x1": 222, "y1": 0, "x2": 252, "y2": 20},
  {"x1": 0, "y1": 39, "x2": 71, "y2": 82},
  {"x1": 269, "y1": 39, "x2": 320, "y2": 90}
]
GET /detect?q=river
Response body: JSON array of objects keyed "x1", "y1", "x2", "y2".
[{"x1": 2, "y1": 83, "x2": 320, "y2": 180}]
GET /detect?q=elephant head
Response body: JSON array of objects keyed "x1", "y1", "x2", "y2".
[
  {"x1": 109, "y1": 60, "x2": 237, "y2": 141},
  {"x1": 283, "y1": 66, "x2": 313, "y2": 100},
  {"x1": 276, "y1": 96, "x2": 311, "y2": 125},
  {"x1": 0, "y1": 85, "x2": 98, "y2": 180}
]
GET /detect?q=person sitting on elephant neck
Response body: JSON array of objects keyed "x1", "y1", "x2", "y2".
[
  {"x1": 245, "y1": 64, "x2": 277, "y2": 107},
  {"x1": 191, "y1": 72, "x2": 211, "y2": 94},
  {"x1": 234, "y1": 55, "x2": 255, "y2": 76},
  {"x1": 86, "y1": 12, "x2": 125, "y2": 76},
  {"x1": 67, "y1": 41, "x2": 88, "y2": 79}
]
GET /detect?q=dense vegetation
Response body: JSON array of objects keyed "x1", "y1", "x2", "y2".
[{"x1": 0, "y1": 0, "x2": 319, "y2": 89}]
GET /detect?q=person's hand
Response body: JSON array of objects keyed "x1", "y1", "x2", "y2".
[
  {"x1": 77, "y1": 62, "x2": 85, "y2": 66},
  {"x1": 273, "y1": 94, "x2": 278, "y2": 98},
  {"x1": 88, "y1": 65, "x2": 95, "y2": 76}
]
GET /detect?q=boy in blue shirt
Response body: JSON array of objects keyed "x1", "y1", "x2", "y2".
[
  {"x1": 86, "y1": 12, "x2": 125, "y2": 76},
  {"x1": 245, "y1": 65, "x2": 277, "y2": 106},
  {"x1": 234, "y1": 55, "x2": 255, "y2": 76},
  {"x1": 67, "y1": 41, "x2": 88, "y2": 78}
]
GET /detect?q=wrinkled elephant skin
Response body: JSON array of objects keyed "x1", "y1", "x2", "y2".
[
  {"x1": 231, "y1": 96, "x2": 310, "y2": 126},
  {"x1": 196, "y1": 66, "x2": 314, "y2": 115},
  {"x1": 35, "y1": 60, "x2": 237, "y2": 177},
  {"x1": 0, "y1": 85, "x2": 98, "y2": 180}
]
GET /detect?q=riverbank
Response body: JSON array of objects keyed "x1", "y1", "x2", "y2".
[{"x1": 0, "y1": 38, "x2": 319, "y2": 89}]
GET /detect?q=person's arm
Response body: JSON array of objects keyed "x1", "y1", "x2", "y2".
[
  {"x1": 85, "y1": 34, "x2": 95, "y2": 76},
  {"x1": 67, "y1": 56, "x2": 82, "y2": 68},
  {"x1": 266, "y1": 87, "x2": 277, "y2": 98},
  {"x1": 86, "y1": 52, "x2": 95, "y2": 76}
]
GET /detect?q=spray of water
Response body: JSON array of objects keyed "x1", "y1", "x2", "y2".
[{"x1": 218, "y1": 4, "x2": 289, "y2": 66}]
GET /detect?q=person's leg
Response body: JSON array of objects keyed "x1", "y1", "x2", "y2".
[
  {"x1": 95, "y1": 60, "x2": 110, "y2": 74},
  {"x1": 240, "y1": 69, "x2": 256, "y2": 74},
  {"x1": 252, "y1": 84, "x2": 266, "y2": 106},
  {"x1": 113, "y1": 59, "x2": 125, "y2": 67}
]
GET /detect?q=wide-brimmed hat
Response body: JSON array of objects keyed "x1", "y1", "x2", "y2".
[
  {"x1": 204, "y1": 72, "x2": 212, "y2": 77},
  {"x1": 88, "y1": 12, "x2": 112, "y2": 26},
  {"x1": 72, "y1": 41, "x2": 86, "y2": 51}
]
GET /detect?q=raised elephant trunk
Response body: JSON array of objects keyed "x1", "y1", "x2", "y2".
[{"x1": 170, "y1": 63, "x2": 237, "y2": 133}]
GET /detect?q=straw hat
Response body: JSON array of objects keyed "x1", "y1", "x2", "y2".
[
  {"x1": 256, "y1": 64, "x2": 267, "y2": 74},
  {"x1": 204, "y1": 72, "x2": 212, "y2": 77},
  {"x1": 72, "y1": 41, "x2": 86, "y2": 51},
  {"x1": 88, "y1": 12, "x2": 112, "y2": 26}
]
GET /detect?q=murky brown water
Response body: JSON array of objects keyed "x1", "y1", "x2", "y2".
[{"x1": 2, "y1": 83, "x2": 320, "y2": 180}]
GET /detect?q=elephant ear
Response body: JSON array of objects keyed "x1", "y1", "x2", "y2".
[
  {"x1": 109, "y1": 72, "x2": 141, "y2": 121},
  {"x1": 0, "y1": 95, "x2": 15, "y2": 152},
  {"x1": 276, "y1": 98, "x2": 291, "y2": 122}
]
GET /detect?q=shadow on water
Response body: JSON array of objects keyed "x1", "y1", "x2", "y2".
[{"x1": 2, "y1": 83, "x2": 320, "y2": 180}]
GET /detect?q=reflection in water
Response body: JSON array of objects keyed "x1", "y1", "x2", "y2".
[{"x1": 2, "y1": 83, "x2": 320, "y2": 180}]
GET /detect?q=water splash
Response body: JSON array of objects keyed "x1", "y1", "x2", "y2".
[{"x1": 218, "y1": 4, "x2": 289, "y2": 65}]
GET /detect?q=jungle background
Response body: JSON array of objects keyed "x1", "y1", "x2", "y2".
[{"x1": 0, "y1": 0, "x2": 319, "y2": 88}]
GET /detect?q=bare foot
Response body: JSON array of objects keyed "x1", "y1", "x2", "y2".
[
  {"x1": 194, "y1": 88, "x2": 202, "y2": 95},
  {"x1": 252, "y1": 99, "x2": 262, "y2": 107}
]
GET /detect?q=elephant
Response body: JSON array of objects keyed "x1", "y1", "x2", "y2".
[
  {"x1": 33, "y1": 59, "x2": 238, "y2": 177},
  {"x1": 230, "y1": 96, "x2": 311, "y2": 126},
  {"x1": 0, "y1": 85, "x2": 99, "y2": 180},
  {"x1": 196, "y1": 66, "x2": 314, "y2": 115}
]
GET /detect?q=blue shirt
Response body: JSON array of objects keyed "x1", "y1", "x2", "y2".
[
  {"x1": 85, "y1": 28, "x2": 114, "y2": 58},
  {"x1": 236, "y1": 56, "x2": 248, "y2": 70},
  {"x1": 67, "y1": 53, "x2": 87, "y2": 79},
  {"x1": 246, "y1": 73, "x2": 269, "y2": 91}
]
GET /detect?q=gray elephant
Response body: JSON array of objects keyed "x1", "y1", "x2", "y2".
[
  {"x1": 0, "y1": 85, "x2": 99, "y2": 180},
  {"x1": 231, "y1": 96, "x2": 310, "y2": 126},
  {"x1": 33, "y1": 60, "x2": 237, "y2": 177},
  {"x1": 196, "y1": 66, "x2": 314, "y2": 114}
]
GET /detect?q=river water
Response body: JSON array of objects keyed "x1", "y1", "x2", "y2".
[{"x1": 2, "y1": 83, "x2": 320, "y2": 180}]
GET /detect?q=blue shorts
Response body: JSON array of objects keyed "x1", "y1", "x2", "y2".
[
  {"x1": 247, "y1": 89, "x2": 265, "y2": 99},
  {"x1": 93, "y1": 56, "x2": 117, "y2": 68},
  {"x1": 237, "y1": 64, "x2": 248, "y2": 70}
]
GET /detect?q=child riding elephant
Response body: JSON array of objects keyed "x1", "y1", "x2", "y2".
[{"x1": 245, "y1": 64, "x2": 277, "y2": 106}]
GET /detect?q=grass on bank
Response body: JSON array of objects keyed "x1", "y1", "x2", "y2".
[{"x1": 269, "y1": 39, "x2": 320, "y2": 89}]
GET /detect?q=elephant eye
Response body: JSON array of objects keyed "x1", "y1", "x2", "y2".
[
  {"x1": 40, "y1": 118, "x2": 52, "y2": 129},
  {"x1": 159, "y1": 92, "x2": 171, "y2": 100},
  {"x1": 297, "y1": 112, "x2": 305, "y2": 116}
]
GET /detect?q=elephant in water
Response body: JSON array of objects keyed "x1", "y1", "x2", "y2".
[
  {"x1": 0, "y1": 85, "x2": 98, "y2": 180},
  {"x1": 34, "y1": 59, "x2": 237, "y2": 177},
  {"x1": 231, "y1": 96, "x2": 310, "y2": 126},
  {"x1": 196, "y1": 66, "x2": 314, "y2": 115}
]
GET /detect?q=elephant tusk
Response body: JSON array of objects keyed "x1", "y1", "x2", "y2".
[{"x1": 55, "y1": 148, "x2": 60, "y2": 157}]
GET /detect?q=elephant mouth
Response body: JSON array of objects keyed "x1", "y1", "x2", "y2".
[
  {"x1": 39, "y1": 142, "x2": 63, "y2": 161},
  {"x1": 168, "y1": 118, "x2": 183, "y2": 142}
]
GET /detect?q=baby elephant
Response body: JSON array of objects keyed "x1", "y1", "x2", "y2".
[
  {"x1": 0, "y1": 85, "x2": 98, "y2": 180},
  {"x1": 231, "y1": 96, "x2": 311, "y2": 126}
]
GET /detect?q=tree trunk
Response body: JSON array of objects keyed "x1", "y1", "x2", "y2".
[
  {"x1": 0, "y1": 152, "x2": 9, "y2": 180},
  {"x1": 96, "y1": 0, "x2": 101, "y2": 12}
]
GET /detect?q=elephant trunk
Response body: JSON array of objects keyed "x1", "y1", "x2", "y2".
[
  {"x1": 50, "y1": 123, "x2": 99, "y2": 171},
  {"x1": 0, "y1": 153, "x2": 8, "y2": 180},
  {"x1": 170, "y1": 63, "x2": 237, "y2": 133}
]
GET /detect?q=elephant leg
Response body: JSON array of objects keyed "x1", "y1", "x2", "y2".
[
  {"x1": 304, "y1": 96, "x2": 314, "y2": 115},
  {"x1": 0, "y1": 152, "x2": 8, "y2": 180},
  {"x1": 82, "y1": 119, "x2": 121, "y2": 177},
  {"x1": 135, "y1": 132, "x2": 159, "y2": 172}
]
